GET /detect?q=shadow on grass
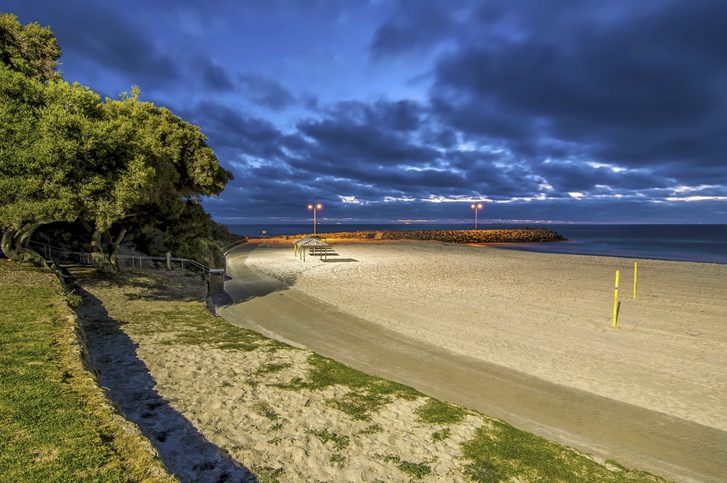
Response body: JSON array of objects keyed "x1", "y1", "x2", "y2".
[
  {"x1": 78, "y1": 271, "x2": 205, "y2": 303},
  {"x1": 74, "y1": 285, "x2": 256, "y2": 482}
]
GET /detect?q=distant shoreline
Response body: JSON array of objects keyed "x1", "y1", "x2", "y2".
[{"x1": 231, "y1": 223, "x2": 727, "y2": 264}]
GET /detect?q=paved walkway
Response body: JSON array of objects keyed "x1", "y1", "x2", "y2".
[{"x1": 217, "y1": 246, "x2": 727, "y2": 482}]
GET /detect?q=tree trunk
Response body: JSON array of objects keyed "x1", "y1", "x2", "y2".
[
  {"x1": 89, "y1": 226, "x2": 127, "y2": 274},
  {"x1": 0, "y1": 224, "x2": 46, "y2": 266},
  {"x1": 90, "y1": 229, "x2": 117, "y2": 274},
  {"x1": 1, "y1": 228, "x2": 16, "y2": 259},
  {"x1": 109, "y1": 227, "x2": 127, "y2": 269}
]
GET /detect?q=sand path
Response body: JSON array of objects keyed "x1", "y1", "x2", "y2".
[{"x1": 218, "y1": 243, "x2": 727, "y2": 482}]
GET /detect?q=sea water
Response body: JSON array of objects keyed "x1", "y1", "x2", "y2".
[{"x1": 226, "y1": 223, "x2": 727, "y2": 265}]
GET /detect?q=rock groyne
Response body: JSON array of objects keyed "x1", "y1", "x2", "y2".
[{"x1": 288, "y1": 228, "x2": 566, "y2": 244}]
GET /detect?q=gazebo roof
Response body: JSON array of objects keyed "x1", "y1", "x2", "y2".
[{"x1": 294, "y1": 237, "x2": 328, "y2": 247}]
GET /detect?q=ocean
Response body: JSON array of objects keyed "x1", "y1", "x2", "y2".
[{"x1": 226, "y1": 223, "x2": 727, "y2": 265}]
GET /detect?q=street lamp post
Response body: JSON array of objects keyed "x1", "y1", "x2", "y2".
[
  {"x1": 307, "y1": 203, "x2": 323, "y2": 234},
  {"x1": 470, "y1": 203, "x2": 483, "y2": 230}
]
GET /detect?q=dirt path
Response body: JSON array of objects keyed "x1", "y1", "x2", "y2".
[{"x1": 217, "y1": 246, "x2": 727, "y2": 482}]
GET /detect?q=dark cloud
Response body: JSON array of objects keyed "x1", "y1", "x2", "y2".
[
  {"x1": 426, "y1": 0, "x2": 727, "y2": 183},
  {"x1": 297, "y1": 120, "x2": 436, "y2": 167},
  {"x1": 369, "y1": 0, "x2": 459, "y2": 58},
  {"x1": 198, "y1": 57, "x2": 235, "y2": 91},
  {"x1": 238, "y1": 73, "x2": 297, "y2": 111},
  {"x1": 285, "y1": 99, "x2": 459, "y2": 194},
  {"x1": 11, "y1": 0, "x2": 723, "y2": 222},
  {"x1": 9, "y1": 0, "x2": 180, "y2": 88},
  {"x1": 535, "y1": 161, "x2": 673, "y2": 194},
  {"x1": 180, "y1": 100, "x2": 287, "y2": 159},
  {"x1": 164, "y1": 0, "x2": 727, "y2": 222},
  {"x1": 185, "y1": 85, "x2": 726, "y2": 222},
  {"x1": 326, "y1": 99, "x2": 425, "y2": 132},
  {"x1": 446, "y1": 153, "x2": 542, "y2": 198}
]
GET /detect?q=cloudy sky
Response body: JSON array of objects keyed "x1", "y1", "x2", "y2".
[{"x1": 8, "y1": 0, "x2": 727, "y2": 224}]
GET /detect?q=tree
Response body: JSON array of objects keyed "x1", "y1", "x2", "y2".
[
  {"x1": 77, "y1": 89, "x2": 232, "y2": 272},
  {"x1": 0, "y1": 13, "x2": 61, "y2": 82},
  {"x1": 0, "y1": 65, "x2": 105, "y2": 265},
  {"x1": 0, "y1": 13, "x2": 86, "y2": 265},
  {"x1": 130, "y1": 200, "x2": 234, "y2": 269},
  {"x1": 0, "y1": 14, "x2": 233, "y2": 273}
]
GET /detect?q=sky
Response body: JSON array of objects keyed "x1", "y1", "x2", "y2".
[{"x1": 7, "y1": 0, "x2": 727, "y2": 224}]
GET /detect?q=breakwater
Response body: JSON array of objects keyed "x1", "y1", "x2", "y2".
[{"x1": 286, "y1": 228, "x2": 565, "y2": 244}]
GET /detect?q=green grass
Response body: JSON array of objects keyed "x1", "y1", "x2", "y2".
[
  {"x1": 378, "y1": 454, "x2": 433, "y2": 480},
  {"x1": 307, "y1": 428, "x2": 350, "y2": 451},
  {"x1": 0, "y1": 261, "x2": 171, "y2": 482},
  {"x1": 358, "y1": 423, "x2": 383, "y2": 435},
  {"x1": 254, "y1": 361, "x2": 292, "y2": 376},
  {"x1": 278, "y1": 353, "x2": 420, "y2": 420},
  {"x1": 253, "y1": 465, "x2": 284, "y2": 482},
  {"x1": 76, "y1": 270, "x2": 278, "y2": 354},
  {"x1": 431, "y1": 428, "x2": 451, "y2": 442},
  {"x1": 460, "y1": 422, "x2": 662, "y2": 482},
  {"x1": 329, "y1": 452, "x2": 346, "y2": 467},
  {"x1": 398, "y1": 460, "x2": 433, "y2": 479},
  {"x1": 267, "y1": 436, "x2": 282, "y2": 446},
  {"x1": 415, "y1": 399, "x2": 467, "y2": 425},
  {"x1": 152, "y1": 303, "x2": 263, "y2": 351},
  {"x1": 379, "y1": 454, "x2": 401, "y2": 464},
  {"x1": 253, "y1": 402, "x2": 279, "y2": 421}
]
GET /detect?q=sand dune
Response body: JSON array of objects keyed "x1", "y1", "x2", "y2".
[{"x1": 245, "y1": 240, "x2": 727, "y2": 431}]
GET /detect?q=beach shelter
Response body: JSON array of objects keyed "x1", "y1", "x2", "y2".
[{"x1": 293, "y1": 237, "x2": 330, "y2": 261}]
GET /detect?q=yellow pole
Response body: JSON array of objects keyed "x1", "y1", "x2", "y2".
[
  {"x1": 612, "y1": 270, "x2": 620, "y2": 328},
  {"x1": 633, "y1": 262, "x2": 638, "y2": 299}
]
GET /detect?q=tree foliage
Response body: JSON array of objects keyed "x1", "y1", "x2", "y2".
[
  {"x1": 79, "y1": 89, "x2": 232, "y2": 272},
  {"x1": 0, "y1": 13, "x2": 233, "y2": 272},
  {"x1": 131, "y1": 200, "x2": 233, "y2": 269},
  {"x1": 0, "y1": 63, "x2": 104, "y2": 263},
  {"x1": 0, "y1": 13, "x2": 61, "y2": 82}
]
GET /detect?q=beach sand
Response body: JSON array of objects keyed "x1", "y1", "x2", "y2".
[
  {"x1": 76, "y1": 269, "x2": 652, "y2": 481},
  {"x1": 245, "y1": 240, "x2": 727, "y2": 432}
]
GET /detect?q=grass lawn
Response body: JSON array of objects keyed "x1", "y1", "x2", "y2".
[{"x1": 0, "y1": 260, "x2": 171, "y2": 482}]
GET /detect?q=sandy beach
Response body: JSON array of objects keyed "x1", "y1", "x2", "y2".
[
  {"x1": 243, "y1": 239, "x2": 727, "y2": 432},
  {"x1": 71, "y1": 268, "x2": 661, "y2": 481}
]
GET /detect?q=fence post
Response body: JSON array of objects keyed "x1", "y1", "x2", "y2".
[{"x1": 166, "y1": 251, "x2": 172, "y2": 270}]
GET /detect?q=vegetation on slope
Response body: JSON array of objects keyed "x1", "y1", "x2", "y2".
[
  {"x1": 0, "y1": 260, "x2": 172, "y2": 481},
  {"x1": 71, "y1": 267, "x2": 661, "y2": 482}
]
